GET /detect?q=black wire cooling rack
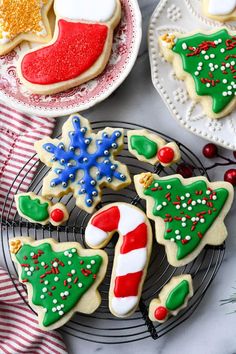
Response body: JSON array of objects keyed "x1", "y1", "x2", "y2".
[{"x1": 0, "y1": 121, "x2": 225, "y2": 344}]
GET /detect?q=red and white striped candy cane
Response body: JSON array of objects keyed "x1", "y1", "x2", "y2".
[{"x1": 85, "y1": 203, "x2": 152, "y2": 317}]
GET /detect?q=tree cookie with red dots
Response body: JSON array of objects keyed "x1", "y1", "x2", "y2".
[
  {"x1": 134, "y1": 173, "x2": 234, "y2": 267},
  {"x1": 149, "y1": 275, "x2": 193, "y2": 323},
  {"x1": 0, "y1": 0, "x2": 53, "y2": 56},
  {"x1": 202, "y1": 0, "x2": 236, "y2": 22},
  {"x1": 127, "y1": 130, "x2": 181, "y2": 167},
  {"x1": 18, "y1": 0, "x2": 121, "y2": 95},
  {"x1": 10, "y1": 237, "x2": 108, "y2": 331},
  {"x1": 159, "y1": 28, "x2": 236, "y2": 119},
  {"x1": 15, "y1": 193, "x2": 69, "y2": 226}
]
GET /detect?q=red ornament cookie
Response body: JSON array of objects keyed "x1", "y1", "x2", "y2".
[{"x1": 18, "y1": 0, "x2": 122, "y2": 95}]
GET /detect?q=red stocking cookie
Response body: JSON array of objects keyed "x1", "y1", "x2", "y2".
[
  {"x1": 18, "y1": 0, "x2": 121, "y2": 95},
  {"x1": 85, "y1": 203, "x2": 153, "y2": 318}
]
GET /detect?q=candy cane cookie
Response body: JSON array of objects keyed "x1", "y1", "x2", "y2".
[{"x1": 85, "y1": 203, "x2": 153, "y2": 318}]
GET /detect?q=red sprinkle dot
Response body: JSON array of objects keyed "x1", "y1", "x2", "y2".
[
  {"x1": 50, "y1": 209, "x2": 64, "y2": 223},
  {"x1": 154, "y1": 306, "x2": 168, "y2": 321},
  {"x1": 158, "y1": 147, "x2": 175, "y2": 164}
]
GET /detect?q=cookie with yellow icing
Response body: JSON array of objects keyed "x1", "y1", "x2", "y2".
[{"x1": 0, "y1": 0, "x2": 53, "y2": 56}]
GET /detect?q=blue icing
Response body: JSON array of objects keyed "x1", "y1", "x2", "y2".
[{"x1": 43, "y1": 116, "x2": 126, "y2": 208}]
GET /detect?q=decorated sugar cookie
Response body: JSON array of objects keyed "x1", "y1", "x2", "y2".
[
  {"x1": 134, "y1": 173, "x2": 233, "y2": 267},
  {"x1": 10, "y1": 237, "x2": 108, "y2": 331},
  {"x1": 85, "y1": 203, "x2": 153, "y2": 318},
  {"x1": 18, "y1": 0, "x2": 121, "y2": 95},
  {"x1": 149, "y1": 275, "x2": 193, "y2": 323},
  {"x1": 0, "y1": 0, "x2": 53, "y2": 56},
  {"x1": 159, "y1": 29, "x2": 236, "y2": 119},
  {"x1": 35, "y1": 114, "x2": 131, "y2": 214},
  {"x1": 15, "y1": 193, "x2": 69, "y2": 226},
  {"x1": 128, "y1": 130, "x2": 181, "y2": 167},
  {"x1": 202, "y1": 0, "x2": 236, "y2": 22}
]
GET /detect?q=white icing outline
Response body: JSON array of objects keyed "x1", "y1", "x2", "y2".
[{"x1": 54, "y1": 0, "x2": 117, "y2": 22}]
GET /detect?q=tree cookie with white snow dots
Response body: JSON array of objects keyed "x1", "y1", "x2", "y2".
[
  {"x1": 85, "y1": 203, "x2": 153, "y2": 318},
  {"x1": 15, "y1": 193, "x2": 69, "y2": 226},
  {"x1": 159, "y1": 28, "x2": 236, "y2": 119},
  {"x1": 134, "y1": 172, "x2": 234, "y2": 267},
  {"x1": 127, "y1": 129, "x2": 181, "y2": 167},
  {"x1": 202, "y1": 0, "x2": 236, "y2": 22},
  {"x1": 10, "y1": 237, "x2": 108, "y2": 331},
  {"x1": 149, "y1": 275, "x2": 193, "y2": 323},
  {"x1": 17, "y1": 0, "x2": 122, "y2": 95}
]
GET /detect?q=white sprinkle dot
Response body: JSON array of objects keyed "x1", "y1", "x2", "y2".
[
  {"x1": 54, "y1": 277, "x2": 59, "y2": 282},
  {"x1": 167, "y1": 185, "x2": 172, "y2": 190},
  {"x1": 87, "y1": 265, "x2": 91, "y2": 269},
  {"x1": 78, "y1": 283, "x2": 83, "y2": 288},
  {"x1": 186, "y1": 235, "x2": 191, "y2": 241},
  {"x1": 53, "y1": 299, "x2": 57, "y2": 304},
  {"x1": 59, "y1": 311, "x2": 64, "y2": 316},
  {"x1": 42, "y1": 287, "x2": 47, "y2": 293},
  {"x1": 91, "y1": 260, "x2": 96, "y2": 265},
  {"x1": 176, "y1": 236, "x2": 181, "y2": 240},
  {"x1": 71, "y1": 270, "x2": 76, "y2": 274},
  {"x1": 40, "y1": 295, "x2": 45, "y2": 299},
  {"x1": 52, "y1": 307, "x2": 57, "y2": 312}
]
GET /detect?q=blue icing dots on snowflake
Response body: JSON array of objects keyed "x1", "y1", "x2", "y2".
[{"x1": 42, "y1": 116, "x2": 127, "y2": 208}]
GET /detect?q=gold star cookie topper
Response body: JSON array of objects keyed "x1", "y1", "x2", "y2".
[
  {"x1": 0, "y1": 0, "x2": 53, "y2": 55},
  {"x1": 160, "y1": 33, "x2": 176, "y2": 49}
]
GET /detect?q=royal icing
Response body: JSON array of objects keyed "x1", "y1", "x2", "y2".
[
  {"x1": 54, "y1": 0, "x2": 117, "y2": 23},
  {"x1": 170, "y1": 29, "x2": 236, "y2": 114},
  {"x1": 21, "y1": 20, "x2": 108, "y2": 85},
  {"x1": 11, "y1": 240, "x2": 103, "y2": 328},
  {"x1": 139, "y1": 175, "x2": 229, "y2": 260},
  {"x1": 85, "y1": 203, "x2": 152, "y2": 317},
  {"x1": 208, "y1": 0, "x2": 236, "y2": 16},
  {"x1": 35, "y1": 115, "x2": 130, "y2": 213},
  {"x1": 130, "y1": 135, "x2": 158, "y2": 160},
  {"x1": 19, "y1": 195, "x2": 49, "y2": 222},
  {"x1": 0, "y1": 0, "x2": 49, "y2": 44}
]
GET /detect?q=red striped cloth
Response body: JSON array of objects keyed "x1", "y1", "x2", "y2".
[
  {"x1": 0, "y1": 267, "x2": 68, "y2": 354},
  {"x1": 0, "y1": 103, "x2": 56, "y2": 219}
]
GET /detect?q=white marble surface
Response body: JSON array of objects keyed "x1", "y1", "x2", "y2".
[{"x1": 2, "y1": 0, "x2": 236, "y2": 353}]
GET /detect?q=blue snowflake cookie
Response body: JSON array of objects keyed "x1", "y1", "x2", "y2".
[{"x1": 34, "y1": 114, "x2": 131, "y2": 213}]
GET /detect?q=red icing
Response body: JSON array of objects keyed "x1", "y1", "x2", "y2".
[
  {"x1": 21, "y1": 20, "x2": 108, "y2": 85},
  {"x1": 50, "y1": 209, "x2": 64, "y2": 222},
  {"x1": 92, "y1": 206, "x2": 120, "y2": 232},
  {"x1": 154, "y1": 306, "x2": 168, "y2": 321},
  {"x1": 114, "y1": 271, "x2": 143, "y2": 297},
  {"x1": 158, "y1": 147, "x2": 175, "y2": 164},
  {"x1": 120, "y1": 223, "x2": 147, "y2": 254}
]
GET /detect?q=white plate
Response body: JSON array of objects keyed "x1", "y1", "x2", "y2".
[
  {"x1": 0, "y1": 0, "x2": 142, "y2": 118},
  {"x1": 148, "y1": 0, "x2": 236, "y2": 150}
]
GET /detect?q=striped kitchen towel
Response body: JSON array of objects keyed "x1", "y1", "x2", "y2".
[
  {"x1": 0, "y1": 267, "x2": 68, "y2": 354},
  {"x1": 0, "y1": 103, "x2": 56, "y2": 219}
]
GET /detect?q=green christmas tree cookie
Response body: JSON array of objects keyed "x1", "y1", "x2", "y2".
[
  {"x1": 149, "y1": 274, "x2": 193, "y2": 322},
  {"x1": 159, "y1": 29, "x2": 236, "y2": 118},
  {"x1": 10, "y1": 237, "x2": 108, "y2": 331},
  {"x1": 134, "y1": 173, "x2": 233, "y2": 267}
]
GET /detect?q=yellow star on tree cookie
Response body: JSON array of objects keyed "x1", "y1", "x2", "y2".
[{"x1": 0, "y1": 0, "x2": 53, "y2": 55}]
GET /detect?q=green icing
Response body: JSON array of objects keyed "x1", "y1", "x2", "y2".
[
  {"x1": 172, "y1": 29, "x2": 236, "y2": 113},
  {"x1": 130, "y1": 135, "x2": 158, "y2": 159},
  {"x1": 19, "y1": 196, "x2": 49, "y2": 222},
  {"x1": 166, "y1": 280, "x2": 189, "y2": 311},
  {"x1": 16, "y1": 243, "x2": 102, "y2": 327},
  {"x1": 144, "y1": 178, "x2": 229, "y2": 260}
]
